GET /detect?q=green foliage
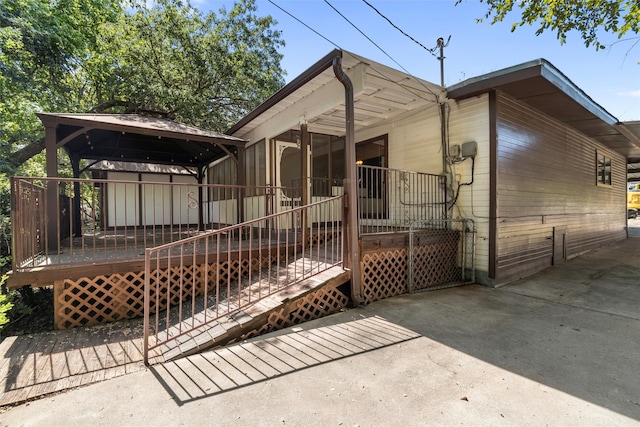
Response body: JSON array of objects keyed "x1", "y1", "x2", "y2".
[
  {"x1": 465, "y1": 0, "x2": 640, "y2": 50},
  {"x1": 0, "y1": 286, "x2": 54, "y2": 334},
  {"x1": 0, "y1": 0, "x2": 286, "y2": 173},
  {"x1": 0, "y1": 291, "x2": 13, "y2": 329},
  {"x1": 88, "y1": 0, "x2": 285, "y2": 130}
]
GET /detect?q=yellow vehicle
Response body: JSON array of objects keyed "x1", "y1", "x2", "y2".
[{"x1": 629, "y1": 183, "x2": 640, "y2": 219}]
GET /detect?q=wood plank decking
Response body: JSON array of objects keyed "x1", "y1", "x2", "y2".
[{"x1": 0, "y1": 266, "x2": 349, "y2": 407}]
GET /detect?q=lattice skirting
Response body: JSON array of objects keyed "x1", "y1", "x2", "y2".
[
  {"x1": 239, "y1": 282, "x2": 350, "y2": 341},
  {"x1": 53, "y1": 256, "x2": 276, "y2": 329},
  {"x1": 360, "y1": 237, "x2": 461, "y2": 304},
  {"x1": 361, "y1": 249, "x2": 408, "y2": 304},
  {"x1": 411, "y1": 240, "x2": 460, "y2": 291}
]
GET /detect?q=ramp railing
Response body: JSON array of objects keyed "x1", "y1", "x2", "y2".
[{"x1": 143, "y1": 195, "x2": 344, "y2": 364}]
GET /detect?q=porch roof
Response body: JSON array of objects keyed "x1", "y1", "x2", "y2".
[
  {"x1": 446, "y1": 59, "x2": 640, "y2": 159},
  {"x1": 226, "y1": 49, "x2": 444, "y2": 138},
  {"x1": 38, "y1": 113, "x2": 248, "y2": 169}
]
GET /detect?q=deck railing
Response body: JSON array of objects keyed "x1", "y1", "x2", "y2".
[
  {"x1": 10, "y1": 176, "x2": 300, "y2": 271},
  {"x1": 143, "y1": 195, "x2": 344, "y2": 363},
  {"x1": 356, "y1": 165, "x2": 447, "y2": 235}
]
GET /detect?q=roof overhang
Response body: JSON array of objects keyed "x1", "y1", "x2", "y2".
[
  {"x1": 447, "y1": 59, "x2": 640, "y2": 159},
  {"x1": 38, "y1": 113, "x2": 248, "y2": 170},
  {"x1": 227, "y1": 49, "x2": 444, "y2": 139}
]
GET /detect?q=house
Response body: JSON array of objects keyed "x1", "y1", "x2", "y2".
[
  {"x1": 220, "y1": 50, "x2": 639, "y2": 286},
  {"x1": 8, "y1": 49, "x2": 639, "y2": 362}
]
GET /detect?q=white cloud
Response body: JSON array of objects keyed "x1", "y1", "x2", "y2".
[{"x1": 619, "y1": 90, "x2": 640, "y2": 98}]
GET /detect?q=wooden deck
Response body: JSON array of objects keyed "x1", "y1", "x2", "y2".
[
  {"x1": 0, "y1": 266, "x2": 350, "y2": 407},
  {"x1": 8, "y1": 227, "x2": 306, "y2": 288},
  {"x1": 0, "y1": 318, "x2": 156, "y2": 407}
]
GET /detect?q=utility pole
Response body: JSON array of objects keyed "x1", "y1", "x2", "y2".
[{"x1": 437, "y1": 37, "x2": 450, "y2": 88}]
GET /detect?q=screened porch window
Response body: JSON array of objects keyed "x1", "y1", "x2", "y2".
[
  {"x1": 312, "y1": 134, "x2": 344, "y2": 196},
  {"x1": 245, "y1": 140, "x2": 266, "y2": 196},
  {"x1": 208, "y1": 157, "x2": 236, "y2": 201}
]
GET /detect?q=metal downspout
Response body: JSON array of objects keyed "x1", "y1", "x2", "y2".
[{"x1": 333, "y1": 55, "x2": 362, "y2": 306}]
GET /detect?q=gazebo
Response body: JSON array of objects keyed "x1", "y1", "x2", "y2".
[{"x1": 38, "y1": 113, "x2": 248, "y2": 247}]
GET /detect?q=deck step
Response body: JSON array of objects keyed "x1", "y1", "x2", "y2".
[{"x1": 159, "y1": 266, "x2": 350, "y2": 362}]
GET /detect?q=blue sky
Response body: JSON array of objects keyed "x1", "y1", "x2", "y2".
[{"x1": 203, "y1": 0, "x2": 640, "y2": 121}]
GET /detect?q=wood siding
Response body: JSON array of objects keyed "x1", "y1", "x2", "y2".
[
  {"x1": 494, "y1": 92, "x2": 627, "y2": 284},
  {"x1": 447, "y1": 95, "x2": 492, "y2": 278},
  {"x1": 357, "y1": 96, "x2": 493, "y2": 280}
]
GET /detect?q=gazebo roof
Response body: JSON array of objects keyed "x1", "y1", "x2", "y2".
[{"x1": 38, "y1": 113, "x2": 247, "y2": 169}]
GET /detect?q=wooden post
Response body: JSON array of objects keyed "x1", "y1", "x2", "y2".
[
  {"x1": 197, "y1": 166, "x2": 205, "y2": 231},
  {"x1": 53, "y1": 280, "x2": 65, "y2": 330},
  {"x1": 70, "y1": 152, "x2": 82, "y2": 237},
  {"x1": 44, "y1": 123, "x2": 59, "y2": 251},
  {"x1": 300, "y1": 123, "x2": 310, "y2": 235}
]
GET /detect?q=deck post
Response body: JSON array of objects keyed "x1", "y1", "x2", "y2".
[
  {"x1": 44, "y1": 122, "x2": 60, "y2": 252},
  {"x1": 197, "y1": 166, "x2": 205, "y2": 231},
  {"x1": 70, "y1": 152, "x2": 82, "y2": 237},
  {"x1": 333, "y1": 55, "x2": 362, "y2": 306},
  {"x1": 300, "y1": 123, "x2": 310, "y2": 233}
]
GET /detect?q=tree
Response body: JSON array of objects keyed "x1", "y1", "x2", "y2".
[
  {"x1": 0, "y1": 0, "x2": 122, "y2": 172},
  {"x1": 87, "y1": 0, "x2": 285, "y2": 131},
  {"x1": 0, "y1": 0, "x2": 286, "y2": 172},
  {"x1": 465, "y1": 0, "x2": 640, "y2": 50},
  {"x1": 0, "y1": 0, "x2": 285, "y2": 282}
]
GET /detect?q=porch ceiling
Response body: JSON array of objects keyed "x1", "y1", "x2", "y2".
[
  {"x1": 447, "y1": 59, "x2": 640, "y2": 160},
  {"x1": 227, "y1": 49, "x2": 443, "y2": 139},
  {"x1": 38, "y1": 113, "x2": 247, "y2": 169}
]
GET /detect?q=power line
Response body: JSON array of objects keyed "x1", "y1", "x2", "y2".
[
  {"x1": 361, "y1": 0, "x2": 439, "y2": 57},
  {"x1": 323, "y1": 0, "x2": 411, "y2": 77},
  {"x1": 267, "y1": 0, "x2": 341, "y2": 49},
  {"x1": 324, "y1": 0, "x2": 441, "y2": 100},
  {"x1": 267, "y1": 0, "x2": 442, "y2": 103}
]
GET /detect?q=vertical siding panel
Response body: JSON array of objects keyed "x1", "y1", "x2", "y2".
[{"x1": 494, "y1": 92, "x2": 627, "y2": 284}]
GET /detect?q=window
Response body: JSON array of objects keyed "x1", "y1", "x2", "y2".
[{"x1": 596, "y1": 151, "x2": 612, "y2": 186}]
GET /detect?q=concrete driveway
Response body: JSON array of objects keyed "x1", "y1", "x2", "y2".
[{"x1": 2, "y1": 233, "x2": 639, "y2": 426}]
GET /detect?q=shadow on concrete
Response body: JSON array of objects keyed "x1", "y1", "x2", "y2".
[
  {"x1": 150, "y1": 316, "x2": 420, "y2": 405},
  {"x1": 360, "y1": 236, "x2": 640, "y2": 421}
]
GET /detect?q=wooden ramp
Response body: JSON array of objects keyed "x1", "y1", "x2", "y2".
[
  {"x1": 0, "y1": 266, "x2": 350, "y2": 407},
  {"x1": 157, "y1": 266, "x2": 351, "y2": 361}
]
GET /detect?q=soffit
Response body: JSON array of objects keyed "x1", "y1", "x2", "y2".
[
  {"x1": 447, "y1": 59, "x2": 640, "y2": 159},
  {"x1": 227, "y1": 50, "x2": 443, "y2": 139},
  {"x1": 38, "y1": 113, "x2": 247, "y2": 169}
]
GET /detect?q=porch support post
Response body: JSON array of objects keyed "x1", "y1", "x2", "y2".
[
  {"x1": 45, "y1": 123, "x2": 59, "y2": 251},
  {"x1": 237, "y1": 146, "x2": 246, "y2": 223},
  {"x1": 300, "y1": 122, "x2": 310, "y2": 234},
  {"x1": 333, "y1": 55, "x2": 362, "y2": 306}
]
